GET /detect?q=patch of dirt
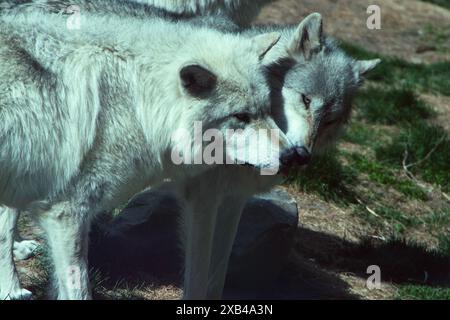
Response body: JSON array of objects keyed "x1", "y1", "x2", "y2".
[
  {"x1": 256, "y1": 0, "x2": 450, "y2": 63},
  {"x1": 97, "y1": 280, "x2": 182, "y2": 300},
  {"x1": 341, "y1": 274, "x2": 397, "y2": 300},
  {"x1": 286, "y1": 188, "x2": 363, "y2": 241}
]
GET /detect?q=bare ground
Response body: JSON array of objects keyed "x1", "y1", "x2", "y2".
[{"x1": 256, "y1": 0, "x2": 450, "y2": 64}]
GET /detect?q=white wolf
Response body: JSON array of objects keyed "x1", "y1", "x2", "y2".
[{"x1": 0, "y1": 3, "x2": 295, "y2": 299}]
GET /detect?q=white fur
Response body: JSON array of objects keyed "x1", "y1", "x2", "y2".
[
  {"x1": 0, "y1": 4, "x2": 288, "y2": 300},
  {"x1": 13, "y1": 239, "x2": 39, "y2": 260}
]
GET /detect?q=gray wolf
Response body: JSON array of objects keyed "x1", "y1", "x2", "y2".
[
  {"x1": 0, "y1": 2, "x2": 293, "y2": 299},
  {"x1": 130, "y1": 0, "x2": 273, "y2": 26},
  {"x1": 6, "y1": 0, "x2": 273, "y2": 26}
]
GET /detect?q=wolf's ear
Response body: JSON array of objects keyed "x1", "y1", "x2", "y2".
[
  {"x1": 288, "y1": 12, "x2": 323, "y2": 60},
  {"x1": 251, "y1": 32, "x2": 281, "y2": 60},
  {"x1": 355, "y1": 59, "x2": 381, "y2": 77},
  {"x1": 180, "y1": 64, "x2": 217, "y2": 97}
]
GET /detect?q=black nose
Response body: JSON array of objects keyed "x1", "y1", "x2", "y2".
[
  {"x1": 280, "y1": 146, "x2": 311, "y2": 168},
  {"x1": 295, "y1": 146, "x2": 311, "y2": 166}
]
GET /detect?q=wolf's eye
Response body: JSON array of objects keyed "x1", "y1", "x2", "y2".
[
  {"x1": 302, "y1": 94, "x2": 312, "y2": 109},
  {"x1": 234, "y1": 113, "x2": 251, "y2": 123}
]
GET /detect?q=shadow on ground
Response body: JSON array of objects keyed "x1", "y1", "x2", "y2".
[
  {"x1": 292, "y1": 227, "x2": 450, "y2": 288},
  {"x1": 87, "y1": 224, "x2": 450, "y2": 300},
  {"x1": 88, "y1": 225, "x2": 356, "y2": 299}
]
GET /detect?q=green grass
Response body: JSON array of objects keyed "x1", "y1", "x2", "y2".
[
  {"x1": 423, "y1": 208, "x2": 450, "y2": 228},
  {"x1": 438, "y1": 232, "x2": 450, "y2": 253},
  {"x1": 397, "y1": 285, "x2": 450, "y2": 300},
  {"x1": 348, "y1": 78, "x2": 449, "y2": 193},
  {"x1": 342, "y1": 122, "x2": 379, "y2": 146},
  {"x1": 422, "y1": 25, "x2": 450, "y2": 53},
  {"x1": 347, "y1": 153, "x2": 429, "y2": 200},
  {"x1": 420, "y1": 0, "x2": 450, "y2": 10},
  {"x1": 287, "y1": 150, "x2": 357, "y2": 204},
  {"x1": 354, "y1": 205, "x2": 422, "y2": 235},
  {"x1": 340, "y1": 42, "x2": 450, "y2": 96},
  {"x1": 377, "y1": 207, "x2": 422, "y2": 233},
  {"x1": 354, "y1": 87, "x2": 434, "y2": 125},
  {"x1": 376, "y1": 122, "x2": 450, "y2": 192}
]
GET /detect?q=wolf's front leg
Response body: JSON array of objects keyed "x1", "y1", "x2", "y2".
[
  {"x1": 38, "y1": 202, "x2": 92, "y2": 300},
  {"x1": 207, "y1": 196, "x2": 247, "y2": 300},
  {"x1": 0, "y1": 206, "x2": 33, "y2": 300},
  {"x1": 181, "y1": 195, "x2": 220, "y2": 300}
]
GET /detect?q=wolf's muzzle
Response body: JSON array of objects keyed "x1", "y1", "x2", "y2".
[{"x1": 280, "y1": 146, "x2": 311, "y2": 169}]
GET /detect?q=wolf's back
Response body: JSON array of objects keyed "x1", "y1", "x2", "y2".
[
  {"x1": 132, "y1": 0, "x2": 272, "y2": 25},
  {"x1": 0, "y1": 15, "x2": 102, "y2": 207}
]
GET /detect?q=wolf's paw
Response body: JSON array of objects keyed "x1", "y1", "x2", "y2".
[
  {"x1": 0, "y1": 288, "x2": 33, "y2": 300},
  {"x1": 13, "y1": 240, "x2": 40, "y2": 260}
]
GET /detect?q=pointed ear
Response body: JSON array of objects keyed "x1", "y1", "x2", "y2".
[
  {"x1": 288, "y1": 12, "x2": 323, "y2": 59},
  {"x1": 355, "y1": 59, "x2": 381, "y2": 77},
  {"x1": 180, "y1": 64, "x2": 217, "y2": 97},
  {"x1": 250, "y1": 32, "x2": 281, "y2": 60}
]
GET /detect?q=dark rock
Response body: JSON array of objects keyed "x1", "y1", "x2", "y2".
[
  {"x1": 226, "y1": 188, "x2": 298, "y2": 290},
  {"x1": 90, "y1": 186, "x2": 182, "y2": 281}
]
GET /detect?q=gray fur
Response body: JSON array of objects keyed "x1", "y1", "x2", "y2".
[
  {"x1": 7, "y1": 0, "x2": 272, "y2": 27},
  {"x1": 131, "y1": 0, "x2": 273, "y2": 26}
]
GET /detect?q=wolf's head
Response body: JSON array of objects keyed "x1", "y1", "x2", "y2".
[
  {"x1": 270, "y1": 13, "x2": 381, "y2": 168},
  {"x1": 168, "y1": 31, "x2": 295, "y2": 176}
]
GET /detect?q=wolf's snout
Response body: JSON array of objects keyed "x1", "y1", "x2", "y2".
[
  {"x1": 280, "y1": 146, "x2": 311, "y2": 169},
  {"x1": 295, "y1": 146, "x2": 311, "y2": 165}
]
